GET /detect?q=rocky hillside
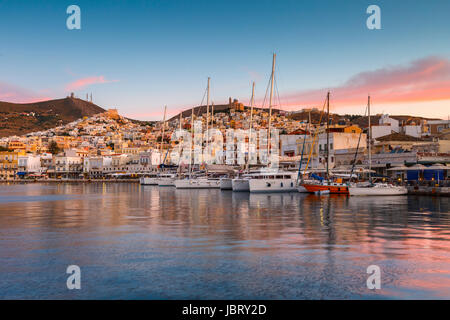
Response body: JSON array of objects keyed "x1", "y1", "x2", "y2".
[{"x1": 0, "y1": 97, "x2": 105, "y2": 137}]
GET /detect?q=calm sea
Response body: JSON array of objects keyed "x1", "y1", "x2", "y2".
[{"x1": 0, "y1": 183, "x2": 449, "y2": 299}]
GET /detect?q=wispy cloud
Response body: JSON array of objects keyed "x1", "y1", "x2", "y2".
[
  {"x1": 0, "y1": 81, "x2": 52, "y2": 103},
  {"x1": 65, "y1": 76, "x2": 119, "y2": 92},
  {"x1": 284, "y1": 56, "x2": 450, "y2": 110}
]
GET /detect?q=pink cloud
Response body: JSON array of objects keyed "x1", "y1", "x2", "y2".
[
  {"x1": 283, "y1": 56, "x2": 450, "y2": 110},
  {"x1": 65, "y1": 76, "x2": 118, "y2": 92},
  {"x1": 0, "y1": 81, "x2": 52, "y2": 103}
]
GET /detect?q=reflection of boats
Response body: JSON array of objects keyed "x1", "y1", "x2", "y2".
[
  {"x1": 349, "y1": 183, "x2": 407, "y2": 196},
  {"x1": 249, "y1": 172, "x2": 298, "y2": 193},
  {"x1": 249, "y1": 192, "x2": 298, "y2": 208}
]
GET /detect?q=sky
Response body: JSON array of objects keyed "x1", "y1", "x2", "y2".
[{"x1": 1, "y1": 0, "x2": 450, "y2": 120}]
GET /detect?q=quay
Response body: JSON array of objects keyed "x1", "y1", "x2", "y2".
[{"x1": 407, "y1": 185, "x2": 450, "y2": 196}]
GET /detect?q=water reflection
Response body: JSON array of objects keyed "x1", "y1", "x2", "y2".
[{"x1": 0, "y1": 183, "x2": 449, "y2": 299}]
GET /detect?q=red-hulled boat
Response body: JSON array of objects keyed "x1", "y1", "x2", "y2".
[{"x1": 302, "y1": 181, "x2": 349, "y2": 194}]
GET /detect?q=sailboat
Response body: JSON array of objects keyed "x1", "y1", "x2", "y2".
[
  {"x1": 174, "y1": 77, "x2": 221, "y2": 189},
  {"x1": 296, "y1": 110, "x2": 312, "y2": 193},
  {"x1": 348, "y1": 96, "x2": 407, "y2": 196},
  {"x1": 230, "y1": 82, "x2": 256, "y2": 192},
  {"x1": 140, "y1": 106, "x2": 170, "y2": 185},
  {"x1": 247, "y1": 53, "x2": 298, "y2": 193},
  {"x1": 302, "y1": 92, "x2": 349, "y2": 194}
]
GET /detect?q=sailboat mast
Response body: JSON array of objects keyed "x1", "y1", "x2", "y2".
[
  {"x1": 268, "y1": 53, "x2": 276, "y2": 153},
  {"x1": 368, "y1": 95, "x2": 372, "y2": 183},
  {"x1": 247, "y1": 81, "x2": 255, "y2": 172},
  {"x1": 206, "y1": 77, "x2": 210, "y2": 159},
  {"x1": 326, "y1": 92, "x2": 330, "y2": 181},
  {"x1": 189, "y1": 105, "x2": 194, "y2": 179},
  {"x1": 160, "y1": 105, "x2": 167, "y2": 167}
]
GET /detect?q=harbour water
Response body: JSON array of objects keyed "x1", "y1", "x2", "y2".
[{"x1": 0, "y1": 183, "x2": 449, "y2": 299}]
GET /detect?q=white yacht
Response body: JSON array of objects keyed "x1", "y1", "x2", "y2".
[
  {"x1": 348, "y1": 183, "x2": 407, "y2": 196},
  {"x1": 232, "y1": 176, "x2": 251, "y2": 192},
  {"x1": 219, "y1": 177, "x2": 233, "y2": 190},
  {"x1": 231, "y1": 172, "x2": 260, "y2": 192},
  {"x1": 248, "y1": 172, "x2": 298, "y2": 193},
  {"x1": 174, "y1": 177, "x2": 221, "y2": 189}
]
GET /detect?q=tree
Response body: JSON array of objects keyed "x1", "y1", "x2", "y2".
[{"x1": 48, "y1": 141, "x2": 60, "y2": 154}]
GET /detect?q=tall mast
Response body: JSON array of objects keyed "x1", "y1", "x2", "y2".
[
  {"x1": 189, "y1": 105, "x2": 194, "y2": 179},
  {"x1": 326, "y1": 91, "x2": 330, "y2": 181},
  {"x1": 368, "y1": 95, "x2": 372, "y2": 183},
  {"x1": 247, "y1": 81, "x2": 255, "y2": 172},
  {"x1": 179, "y1": 111, "x2": 182, "y2": 131},
  {"x1": 268, "y1": 53, "x2": 276, "y2": 153},
  {"x1": 160, "y1": 105, "x2": 167, "y2": 167},
  {"x1": 206, "y1": 77, "x2": 210, "y2": 159}
]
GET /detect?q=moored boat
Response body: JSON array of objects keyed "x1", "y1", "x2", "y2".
[
  {"x1": 348, "y1": 183, "x2": 407, "y2": 196},
  {"x1": 157, "y1": 173, "x2": 177, "y2": 187},
  {"x1": 174, "y1": 177, "x2": 221, "y2": 189},
  {"x1": 140, "y1": 173, "x2": 159, "y2": 185},
  {"x1": 232, "y1": 177, "x2": 250, "y2": 192},
  {"x1": 219, "y1": 177, "x2": 233, "y2": 190},
  {"x1": 249, "y1": 172, "x2": 297, "y2": 193},
  {"x1": 302, "y1": 181, "x2": 349, "y2": 194}
]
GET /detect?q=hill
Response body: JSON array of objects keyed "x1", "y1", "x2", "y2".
[{"x1": 0, "y1": 97, "x2": 105, "y2": 137}]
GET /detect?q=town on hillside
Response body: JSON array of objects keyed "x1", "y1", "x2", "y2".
[{"x1": 0, "y1": 97, "x2": 449, "y2": 183}]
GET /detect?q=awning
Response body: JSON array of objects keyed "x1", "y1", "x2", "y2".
[
  {"x1": 405, "y1": 164, "x2": 427, "y2": 170},
  {"x1": 424, "y1": 164, "x2": 447, "y2": 170},
  {"x1": 16, "y1": 172, "x2": 26, "y2": 176},
  {"x1": 387, "y1": 165, "x2": 409, "y2": 171}
]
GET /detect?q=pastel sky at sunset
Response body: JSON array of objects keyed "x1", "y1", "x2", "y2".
[{"x1": 1, "y1": 0, "x2": 449, "y2": 120}]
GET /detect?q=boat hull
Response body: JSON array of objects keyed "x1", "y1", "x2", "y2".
[
  {"x1": 348, "y1": 186, "x2": 407, "y2": 196},
  {"x1": 249, "y1": 179, "x2": 297, "y2": 193},
  {"x1": 158, "y1": 177, "x2": 175, "y2": 187},
  {"x1": 174, "y1": 179, "x2": 221, "y2": 189},
  {"x1": 219, "y1": 178, "x2": 233, "y2": 190},
  {"x1": 140, "y1": 177, "x2": 159, "y2": 185},
  {"x1": 303, "y1": 183, "x2": 349, "y2": 194},
  {"x1": 232, "y1": 179, "x2": 250, "y2": 192}
]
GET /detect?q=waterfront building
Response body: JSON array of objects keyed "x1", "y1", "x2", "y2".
[
  {"x1": 54, "y1": 152, "x2": 83, "y2": 179},
  {"x1": 0, "y1": 150, "x2": 25, "y2": 180},
  {"x1": 18, "y1": 154, "x2": 42, "y2": 175}
]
